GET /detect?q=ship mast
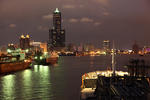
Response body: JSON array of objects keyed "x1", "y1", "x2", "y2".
[{"x1": 112, "y1": 41, "x2": 115, "y2": 76}]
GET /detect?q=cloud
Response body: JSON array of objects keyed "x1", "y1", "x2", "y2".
[
  {"x1": 79, "y1": 5, "x2": 84, "y2": 8},
  {"x1": 94, "y1": 22, "x2": 102, "y2": 26},
  {"x1": 37, "y1": 25, "x2": 49, "y2": 31},
  {"x1": 9, "y1": 24, "x2": 16, "y2": 28},
  {"x1": 94, "y1": 0, "x2": 109, "y2": 6},
  {"x1": 42, "y1": 14, "x2": 53, "y2": 20},
  {"x1": 69, "y1": 18, "x2": 79, "y2": 23},
  {"x1": 62, "y1": 5, "x2": 75, "y2": 9},
  {"x1": 80, "y1": 17, "x2": 94, "y2": 23},
  {"x1": 62, "y1": 4, "x2": 84, "y2": 9},
  {"x1": 103, "y1": 12, "x2": 110, "y2": 16}
]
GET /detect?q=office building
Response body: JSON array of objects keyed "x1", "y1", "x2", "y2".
[{"x1": 103, "y1": 40, "x2": 110, "y2": 52}]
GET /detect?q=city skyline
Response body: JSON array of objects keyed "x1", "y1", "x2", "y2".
[{"x1": 0, "y1": 0, "x2": 150, "y2": 49}]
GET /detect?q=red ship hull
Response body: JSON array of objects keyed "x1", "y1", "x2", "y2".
[
  {"x1": 46, "y1": 57, "x2": 58, "y2": 65},
  {"x1": 0, "y1": 60, "x2": 31, "y2": 74}
]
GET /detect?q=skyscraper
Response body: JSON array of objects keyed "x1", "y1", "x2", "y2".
[
  {"x1": 20, "y1": 35, "x2": 30, "y2": 50},
  {"x1": 49, "y1": 8, "x2": 65, "y2": 48}
]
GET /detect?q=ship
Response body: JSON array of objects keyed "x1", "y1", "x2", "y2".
[
  {"x1": 46, "y1": 52, "x2": 59, "y2": 65},
  {"x1": 80, "y1": 43, "x2": 150, "y2": 100},
  {"x1": 0, "y1": 53, "x2": 31, "y2": 74},
  {"x1": 80, "y1": 71, "x2": 128, "y2": 100},
  {"x1": 34, "y1": 51, "x2": 59, "y2": 65}
]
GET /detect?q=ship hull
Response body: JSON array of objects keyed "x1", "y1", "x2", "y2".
[
  {"x1": 34, "y1": 59, "x2": 47, "y2": 65},
  {"x1": 46, "y1": 57, "x2": 58, "y2": 65},
  {"x1": 34, "y1": 57, "x2": 58, "y2": 65},
  {"x1": 0, "y1": 61, "x2": 31, "y2": 74}
]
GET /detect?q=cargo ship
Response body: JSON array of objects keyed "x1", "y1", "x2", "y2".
[
  {"x1": 0, "y1": 59, "x2": 31, "y2": 74},
  {"x1": 0, "y1": 53, "x2": 31, "y2": 74}
]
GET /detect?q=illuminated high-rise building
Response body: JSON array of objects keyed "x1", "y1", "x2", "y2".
[
  {"x1": 49, "y1": 8, "x2": 65, "y2": 47},
  {"x1": 103, "y1": 40, "x2": 110, "y2": 51},
  {"x1": 20, "y1": 35, "x2": 30, "y2": 50}
]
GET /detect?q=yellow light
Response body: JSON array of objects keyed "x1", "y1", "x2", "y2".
[
  {"x1": 24, "y1": 59, "x2": 31, "y2": 62},
  {"x1": 21, "y1": 35, "x2": 25, "y2": 38},
  {"x1": 26, "y1": 34, "x2": 30, "y2": 38},
  {"x1": 44, "y1": 52, "x2": 48, "y2": 55}
]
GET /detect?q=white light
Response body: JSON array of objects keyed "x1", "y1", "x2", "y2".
[
  {"x1": 54, "y1": 8, "x2": 60, "y2": 13},
  {"x1": 34, "y1": 56, "x2": 37, "y2": 59},
  {"x1": 40, "y1": 56, "x2": 43, "y2": 60},
  {"x1": 7, "y1": 49, "x2": 11, "y2": 53}
]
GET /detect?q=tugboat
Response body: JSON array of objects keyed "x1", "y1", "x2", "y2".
[
  {"x1": 0, "y1": 52, "x2": 31, "y2": 74},
  {"x1": 34, "y1": 51, "x2": 47, "y2": 65}
]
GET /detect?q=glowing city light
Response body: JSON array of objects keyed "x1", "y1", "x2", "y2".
[
  {"x1": 40, "y1": 56, "x2": 43, "y2": 60},
  {"x1": 54, "y1": 8, "x2": 60, "y2": 13},
  {"x1": 7, "y1": 49, "x2": 11, "y2": 53}
]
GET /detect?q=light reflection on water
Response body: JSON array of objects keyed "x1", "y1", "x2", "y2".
[
  {"x1": 1, "y1": 75, "x2": 15, "y2": 100},
  {"x1": 31, "y1": 65, "x2": 53, "y2": 100},
  {"x1": 0, "y1": 65, "x2": 53, "y2": 100}
]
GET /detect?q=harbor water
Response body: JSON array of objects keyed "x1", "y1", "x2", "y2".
[{"x1": 0, "y1": 55, "x2": 150, "y2": 100}]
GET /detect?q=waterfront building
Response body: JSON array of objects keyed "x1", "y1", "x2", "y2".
[
  {"x1": 132, "y1": 42, "x2": 139, "y2": 54},
  {"x1": 103, "y1": 40, "x2": 110, "y2": 53},
  {"x1": 40, "y1": 43, "x2": 48, "y2": 52},
  {"x1": 0, "y1": 46, "x2": 7, "y2": 54},
  {"x1": 67, "y1": 43, "x2": 75, "y2": 52},
  {"x1": 7, "y1": 44, "x2": 16, "y2": 50},
  {"x1": 142, "y1": 46, "x2": 150, "y2": 54},
  {"x1": 20, "y1": 35, "x2": 30, "y2": 50},
  {"x1": 30, "y1": 41, "x2": 47, "y2": 53},
  {"x1": 49, "y1": 8, "x2": 65, "y2": 48}
]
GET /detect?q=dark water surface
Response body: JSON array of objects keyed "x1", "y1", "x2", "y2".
[{"x1": 0, "y1": 55, "x2": 150, "y2": 100}]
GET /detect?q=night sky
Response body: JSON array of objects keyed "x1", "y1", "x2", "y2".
[{"x1": 0, "y1": 0, "x2": 150, "y2": 49}]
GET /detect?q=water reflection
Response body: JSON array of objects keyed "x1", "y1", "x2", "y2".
[
  {"x1": 22, "y1": 69, "x2": 32, "y2": 86},
  {"x1": 32, "y1": 65, "x2": 53, "y2": 99},
  {"x1": 21, "y1": 69, "x2": 32, "y2": 99},
  {"x1": 90, "y1": 56, "x2": 94, "y2": 68},
  {"x1": 1, "y1": 75, "x2": 15, "y2": 100},
  {"x1": 34, "y1": 65, "x2": 49, "y2": 73}
]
